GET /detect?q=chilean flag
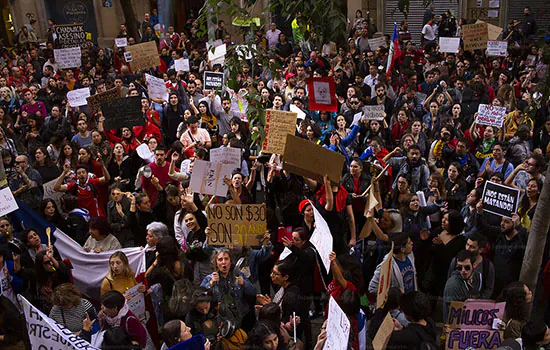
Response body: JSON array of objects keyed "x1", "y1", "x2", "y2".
[{"x1": 386, "y1": 23, "x2": 401, "y2": 79}]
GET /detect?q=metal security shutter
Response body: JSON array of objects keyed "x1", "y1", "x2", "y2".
[
  {"x1": 506, "y1": 0, "x2": 549, "y2": 29},
  {"x1": 383, "y1": 0, "x2": 461, "y2": 44}
]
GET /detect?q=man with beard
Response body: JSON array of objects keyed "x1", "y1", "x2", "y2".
[
  {"x1": 445, "y1": 138, "x2": 479, "y2": 184},
  {"x1": 140, "y1": 146, "x2": 178, "y2": 205},
  {"x1": 387, "y1": 145, "x2": 430, "y2": 192},
  {"x1": 368, "y1": 83, "x2": 393, "y2": 117},
  {"x1": 474, "y1": 203, "x2": 526, "y2": 297},
  {"x1": 211, "y1": 94, "x2": 237, "y2": 137}
]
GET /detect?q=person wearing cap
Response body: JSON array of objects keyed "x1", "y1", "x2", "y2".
[{"x1": 283, "y1": 73, "x2": 296, "y2": 102}]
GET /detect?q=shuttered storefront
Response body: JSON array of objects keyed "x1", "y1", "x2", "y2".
[
  {"x1": 383, "y1": 0, "x2": 461, "y2": 44},
  {"x1": 506, "y1": 0, "x2": 550, "y2": 30}
]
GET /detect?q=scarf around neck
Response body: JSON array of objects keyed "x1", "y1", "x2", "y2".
[{"x1": 103, "y1": 303, "x2": 130, "y2": 328}]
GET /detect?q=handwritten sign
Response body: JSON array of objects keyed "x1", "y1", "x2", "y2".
[
  {"x1": 324, "y1": 296, "x2": 351, "y2": 349},
  {"x1": 283, "y1": 134, "x2": 345, "y2": 184},
  {"x1": 0, "y1": 187, "x2": 18, "y2": 216},
  {"x1": 446, "y1": 299, "x2": 506, "y2": 350},
  {"x1": 126, "y1": 41, "x2": 159, "y2": 71},
  {"x1": 55, "y1": 24, "x2": 86, "y2": 49},
  {"x1": 463, "y1": 22, "x2": 489, "y2": 51},
  {"x1": 482, "y1": 181, "x2": 520, "y2": 219},
  {"x1": 363, "y1": 105, "x2": 385, "y2": 121},
  {"x1": 100, "y1": 96, "x2": 144, "y2": 130},
  {"x1": 372, "y1": 313, "x2": 394, "y2": 350},
  {"x1": 67, "y1": 88, "x2": 91, "y2": 107},
  {"x1": 439, "y1": 37, "x2": 461, "y2": 53},
  {"x1": 54, "y1": 47, "x2": 82, "y2": 69},
  {"x1": 207, "y1": 204, "x2": 266, "y2": 246},
  {"x1": 487, "y1": 41, "x2": 507, "y2": 57},
  {"x1": 174, "y1": 58, "x2": 190, "y2": 72},
  {"x1": 262, "y1": 110, "x2": 297, "y2": 155},
  {"x1": 86, "y1": 88, "x2": 121, "y2": 113},
  {"x1": 475, "y1": 104, "x2": 506, "y2": 128},
  {"x1": 377, "y1": 250, "x2": 393, "y2": 308},
  {"x1": 368, "y1": 36, "x2": 387, "y2": 49},
  {"x1": 189, "y1": 160, "x2": 232, "y2": 197},
  {"x1": 309, "y1": 202, "x2": 333, "y2": 272},
  {"x1": 124, "y1": 51, "x2": 132, "y2": 62},
  {"x1": 126, "y1": 283, "x2": 147, "y2": 324},
  {"x1": 209, "y1": 147, "x2": 241, "y2": 169},
  {"x1": 145, "y1": 73, "x2": 168, "y2": 100},
  {"x1": 203, "y1": 71, "x2": 224, "y2": 90},
  {"x1": 115, "y1": 37, "x2": 128, "y2": 47}
]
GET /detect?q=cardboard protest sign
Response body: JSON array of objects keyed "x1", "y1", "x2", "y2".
[
  {"x1": 476, "y1": 20, "x2": 503, "y2": 41},
  {"x1": 174, "y1": 58, "x2": 190, "y2": 72},
  {"x1": 209, "y1": 147, "x2": 242, "y2": 169},
  {"x1": 207, "y1": 204, "x2": 266, "y2": 246},
  {"x1": 482, "y1": 181, "x2": 520, "y2": 219},
  {"x1": 324, "y1": 296, "x2": 351, "y2": 349},
  {"x1": 100, "y1": 96, "x2": 144, "y2": 130},
  {"x1": 377, "y1": 248, "x2": 393, "y2": 308},
  {"x1": 20, "y1": 295, "x2": 100, "y2": 350},
  {"x1": 54, "y1": 47, "x2": 82, "y2": 69},
  {"x1": 363, "y1": 105, "x2": 385, "y2": 121},
  {"x1": 115, "y1": 37, "x2": 128, "y2": 47},
  {"x1": 463, "y1": 22, "x2": 489, "y2": 51},
  {"x1": 55, "y1": 23, "x2": 86, "y2": 49},
  {"x1": 309, "y1": 201, "x2": 333, "y2": 271},
  {"x1": 67, "y1": 88, "x2": 91, "y2": 107},
  {"x1": 145, "y1": 73, "x2": 168, "y2": 100},
  {"x1": 283, "y1": 134, "x2": 345, "y2": 184},
  {"x1": 86, "y1": 87, "x2": 121, "y2": 113},
  {"x1": 306, "y1": 77, "x2": 338, "y2": 112},
  {"x1": 487, "y1": 41, "x2": 507, "y2": 56},
  {"x1": 126, "y1": 41, "x2": 160, "y2": 71},
  {"x1": 368, "y1": 36, "x2": 387, "y2": 49},
  {"x1": 439, "y1": 37, "x2": 461, "y2": 53},
  {"x1": 0, "y1": 187, "x2": 18, "y2": 216},
  {"x1": 372, "y1": 313, "x2": 394, "y2": 350},
  {"x1": 262, "y1": 110, "x2": 297, "y2": 155},
  {"x1": 475, "y1": 104, "x2": 506, "y2": 128},
  {"x1": 204, "y1": 71, "x2": 224, "y2": 90},
  {"x1": 189, "y1": 160, "x2": 232, "y2": 197},
  {"x1": 446, "y1": 299, "x2": 506, "y2": 350}
]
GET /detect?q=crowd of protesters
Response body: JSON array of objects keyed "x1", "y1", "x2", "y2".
[{"x1": 0, "y1": 4, "x2": 550, "y2": 350}]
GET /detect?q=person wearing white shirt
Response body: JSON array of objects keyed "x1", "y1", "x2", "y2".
[
  {"x1": 265, "y1": 22, "x2": 281, "y2": 49},
  {"x1": 422, "y1": 17, "x2": 438, "y2": 45},
  {"x1": 363, "y1": 64, "x2": 379, "y2": 99}
]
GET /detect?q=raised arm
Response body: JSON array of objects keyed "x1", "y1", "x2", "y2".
[
  {"x1": 53, "y1": 164, "x2": 70, "y2": 192},
  {"x1": 323, "y1": 175, "x2": 334, "y2": 212},
  {"x1": 329, "y1": 252, "x2": 347, "y2": 288},
  {"x1": 245, "y1": 161, "x2": 258, "y2": 192}
]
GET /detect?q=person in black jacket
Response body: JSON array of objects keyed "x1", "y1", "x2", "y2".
[
  {"x1": 62, "y1": 194, "x2": 90, "y2": 246},
  {"x1": 388, "y1": 291, "x2": 437, "y2": 350}
]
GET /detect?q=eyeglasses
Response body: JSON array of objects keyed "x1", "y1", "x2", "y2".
[
  {"x1": 14, "y1": 160, "x2": 26, "y2": 164},
  {"x1": 455, "y1": 265, "x2": 471, "y2": 271},
  {"x1": 350, "y1": 101, "x2": 359, "y2": 105}
]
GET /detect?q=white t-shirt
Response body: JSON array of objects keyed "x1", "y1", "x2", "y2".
[{"x1": 422, "y1": 23, "x2": 438, "y2": 41}]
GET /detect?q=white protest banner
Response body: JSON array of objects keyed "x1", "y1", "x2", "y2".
[
  {"x1": 208, "y1": 44, "x2": 226, "y2": 66},
  {"x1": 67, "y1": 88, "x2": 91, "y2": 107},
  {"x1": 126, "y1": 283, "x2": 147, "y2": 324},
  {"x1": 309, "y1": 201, "x2": 333, "y2": 272},
  {"x1": 487, "y1": 41, "x2": 508, "y2": 57},
  {"x1": 115, "y1": 37, "x2": 128, "y2": 47},
  {"x1": 53, "y1": 229, "x2": 146, "y2": 300},
  {"x1": 368, "y1": 36, "x2": 387, "y2": 49},
  {"x1": 439, "y1": 37, "x2": 460, "y2": 53},
  {"x1": 324, "y1": 296, "x2": 351, "y2": 350},
  {"x1": 189, "y1": 160, "x2": 232, "y2": 197},
  {"x1": 289, "y1": 104, "x2": 306, "y2": 120},
  {"x1": 475, "y1": 104, "x2": 506, "y2": 128},
  {"x1": 19, "y1": 295, "x2": 100, "y2": 350},
  {"x1": 174, "y1": 58, "x2": 190, "y2": 72},
  {"x1": 145, "y1": 73, "x2": 168, "y2": 100},
  {"x1": 363, "y1": 105, "x2": 385, "y2": 120},
  {"x1": 54, "y1": 47, "x2": 82, "y2": 69},
  {"x1": 0, "y1": 187, "x2": 18, "y2": 216},
  {"x1": 210, "y1": 147, "x2": 242, "y2": 169}
]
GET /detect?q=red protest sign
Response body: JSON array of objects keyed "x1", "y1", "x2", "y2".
[{"x1": 306, "y1": 77, "x2": 338, "y2": 112}]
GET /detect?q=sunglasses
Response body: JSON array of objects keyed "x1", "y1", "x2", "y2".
[{"x1": 455, "y1": 265, "x2": 471, "y2": 271}]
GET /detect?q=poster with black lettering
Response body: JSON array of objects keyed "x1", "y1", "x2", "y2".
[
  {"x1": 446, "y1": 299, "x2": 506, "y2": 350},
  {"x1": 100, "y1": 96, "x2": 144, "y2": 130},
  {"x1": 482, "y1": 181, "x2": 520, "y2": 219},
  {"x1": 207, "y1": 204, "x2": 266, "y2": 246},
  {"x1": 203, "y1": 71, "x2": 224, "y2": 90},
  {"x1": 19, "y1": 295, "x2": 100, "y2": 350},
  {"x1": 55, "y1": 23, "x2": 87, "y2": 48}
]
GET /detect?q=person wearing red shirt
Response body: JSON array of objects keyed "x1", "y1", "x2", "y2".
[
  {"x1": 140, "y1": 146, "x2": 178, "y2": 204},
  {"x1": 53, "y1": 157, "x2": 111, "y2": 218}
]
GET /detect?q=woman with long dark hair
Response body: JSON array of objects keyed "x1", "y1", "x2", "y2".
[
  {"x1": 500, "y1": 281, "x2": 533, "y2": 339},
  {"x1": 517, "y1": 178, "x2": 542, "y2": 231},
  {"x1": 40, "y1": 198, "x2": 67, "y2": 232},
  {"x1": 163, "y1": 92, "x2": 185, "y2": 146},
  {"x1": 33, "y1": 146, "x2": 60, "y2": 182}
]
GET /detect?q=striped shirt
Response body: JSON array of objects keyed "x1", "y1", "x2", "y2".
[{"x1": 49, "y1": 299, "x2": 96, "y2": 333}]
